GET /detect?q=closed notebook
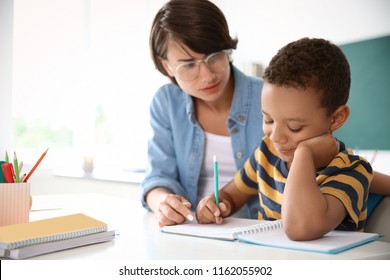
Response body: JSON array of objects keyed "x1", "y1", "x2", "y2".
[
  {"x1": 161, "y1": 218, "x2": 380, "y2": 254},
  {"x1": 0, "y1": 213, "x2": 115, "y2": 259}
]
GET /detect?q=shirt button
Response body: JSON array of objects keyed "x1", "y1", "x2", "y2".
[
  {"x1": 236, "y1": 152, "x2": 243, "y2": 159},
  {"x1": 232, "y1": 127, "x2": 239, "y2": 134},
  {"x1": 238, "y1": 115, "x2": 246, "y2": 122}
]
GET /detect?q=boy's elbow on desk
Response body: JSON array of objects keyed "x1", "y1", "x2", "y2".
[{"x1": 282, "y1": 219, "x2": 326, "y2": 241}]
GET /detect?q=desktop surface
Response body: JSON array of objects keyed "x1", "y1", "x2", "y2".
[{"x1": 26, "y1": 193, "x2": 390, "y2": 260}]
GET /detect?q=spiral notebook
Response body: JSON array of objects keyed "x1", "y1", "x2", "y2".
[
  {"x1": 0, "y1": 213, "x2": 115, "y2": 259},
  {"x1": 161, "y1": 217, "x2": 380, "y2": 254}
]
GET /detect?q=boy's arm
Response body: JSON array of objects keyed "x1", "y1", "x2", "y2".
[
  {"x1": 282, "y1": 133, "x2": 347, "y2": 241},
  {"x1": 370, "y1": 171, "x2": 390, "y2": 195},
  {"x1": 196, "y1": 179, "x2": 251, "y2": 224}
]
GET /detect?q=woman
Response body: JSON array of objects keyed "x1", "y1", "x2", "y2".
[{"x1": 141, "y1": 0, "x2": 390, "y2": 227}]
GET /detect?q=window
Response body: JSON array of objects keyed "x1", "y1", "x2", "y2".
[{"x1": 11, "y1": 0, "x2": 167, "y2": 178}]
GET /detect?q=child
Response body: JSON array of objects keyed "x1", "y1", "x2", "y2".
[{"x1": 195, "y1": 37, "x2": 373, "y2": 241}]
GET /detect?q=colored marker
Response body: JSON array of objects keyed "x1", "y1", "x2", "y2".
[{"x1": 2, "y1": 162, "x2": 15, "y2": 183}]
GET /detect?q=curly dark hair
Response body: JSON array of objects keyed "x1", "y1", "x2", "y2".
[
  {"x1": 150, "y1": 0, "x2": 238, "y2": 85},
  {"x1": 263, "y1": 37, "x2": 351, "y2": 115}
]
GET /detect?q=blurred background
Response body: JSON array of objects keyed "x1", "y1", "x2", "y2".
[{"x1": 1, "y1": 0, "x2": 389, "y2": 182}]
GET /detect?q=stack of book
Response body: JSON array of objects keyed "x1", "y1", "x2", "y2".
[{"x1": 0, "y1": 213, "x2": 115, "y2": 259}]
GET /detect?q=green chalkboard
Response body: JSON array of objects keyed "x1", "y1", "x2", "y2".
[{"x1": 335, "y1": 35, "x2": 390, "y2": 149}]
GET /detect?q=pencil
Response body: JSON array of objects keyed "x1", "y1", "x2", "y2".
[
  {"x1": 20, "y1": 173, "x2": 27, "y2": 182},
  {"x1": 213, "y1": 155, "x2": 219, "y2": 205},
  {"x1": 370, "y1": 150, "x2": 378, "y2": 165},
  {"x1": 14, "y1": 151, "x2": 20, "y2": 183},
  {"x1": 18, "y1": 161, "x2": 23, "y2": 173},
  {"x1": 23, "y1": 148, "x2": 49, "y2": 182}
]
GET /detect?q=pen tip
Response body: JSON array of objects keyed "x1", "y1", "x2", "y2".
[{"x1": 213, "y1": 155, "x2": 217, "y2": 162}]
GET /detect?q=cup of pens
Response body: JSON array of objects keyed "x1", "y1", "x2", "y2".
[
  {"x1": 0, "y1": 149, "x2": 48, "y2": 226},
  {"x1": 0, "y1": 182, "x2": 31, "y2": 226}
]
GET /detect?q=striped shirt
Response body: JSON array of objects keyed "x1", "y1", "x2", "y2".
[{"x1": 234, "y1": 136, "x2": 373, "y2": 231}]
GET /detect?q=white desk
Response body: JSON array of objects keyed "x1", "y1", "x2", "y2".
[{"x1": 26, "y1": 193, "x2": 390, "y2": 260}]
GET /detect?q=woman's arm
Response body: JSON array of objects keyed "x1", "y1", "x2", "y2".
[{"x1": 141, "y1": 88, "x2": 192, "y2": 226}]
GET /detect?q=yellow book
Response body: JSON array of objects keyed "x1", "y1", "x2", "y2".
[{"x1": 0, "y1": 213, "x2": 115, "y2": 259}]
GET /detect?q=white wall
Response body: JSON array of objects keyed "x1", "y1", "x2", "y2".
[
  {"x1": 0, "y1": 0, "x2": 13, "y2": 150},
  {"x1": 214, "y1": 0, "x2": 390, "y2": 67}
]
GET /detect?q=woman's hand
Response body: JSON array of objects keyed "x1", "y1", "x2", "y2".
[
  {"x1": 155, "y1": 193, "x2": 194, "y2": 227},
  {"x1": 147, "y1": 188, "x2": 194, "y2": 227}
]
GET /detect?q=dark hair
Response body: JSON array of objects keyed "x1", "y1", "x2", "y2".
[
  {"x1": 263, "y1": 37, "x2": 351, "y2": 115},
  {"x1": 150, "y1": 0, "x2": 238, "y2": 84}
]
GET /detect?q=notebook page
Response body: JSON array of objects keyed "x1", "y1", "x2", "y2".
[
  {"x1": 161, "y1": 217, "x2": 268, "y2": 240},
  {"x1": 236, "y1": 228, "x2": 380, "y2": 254}
]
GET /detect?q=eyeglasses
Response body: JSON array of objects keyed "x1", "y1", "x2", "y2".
[{"x1": 166, "y1": 50, "x2": 230, "y2": 81}]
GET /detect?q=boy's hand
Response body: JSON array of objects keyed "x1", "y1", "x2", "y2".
[
  {"x1": 297, "y1": 133, "x2": 339, "y2": 169},
  {"x1": 196, "y1": 194, "x2": 231, "y2": 224}
]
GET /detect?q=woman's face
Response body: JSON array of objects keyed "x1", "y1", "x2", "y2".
[{"x1": 162, "y1": 40, "x2": 232, "y2": 103}]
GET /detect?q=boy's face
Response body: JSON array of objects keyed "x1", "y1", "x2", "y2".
[{"x1": 261, "y1": 82, "x2": 333, "y2": 165}]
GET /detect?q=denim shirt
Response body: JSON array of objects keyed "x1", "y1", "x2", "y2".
[{"x1": 141, "y1": 66, "x2": 264, "y2": 218}]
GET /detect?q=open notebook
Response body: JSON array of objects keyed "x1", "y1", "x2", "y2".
[
  {"x1": 0, "y1": 213, "x2": 115, "y2": 259},
  {"x1": 161, "y1": 217, "x2": 380, "y2": 254}
]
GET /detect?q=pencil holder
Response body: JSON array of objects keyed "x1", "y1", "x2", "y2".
[{"x1": 0, "y1": 182, "x2": 30, "y2": 226}]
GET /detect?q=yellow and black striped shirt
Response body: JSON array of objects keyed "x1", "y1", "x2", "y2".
[{"x1": 234, "y1": 136, "x2": 373, "y2": 231}]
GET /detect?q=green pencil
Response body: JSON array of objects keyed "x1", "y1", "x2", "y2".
[
  {"x1": 14, "y1": 152, "x2": 20, "y2": 183},
  {"x1": 213, "y1": 155, "x2": 219, "y2": 205}
]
